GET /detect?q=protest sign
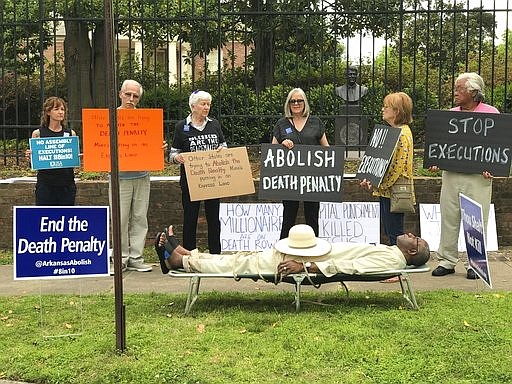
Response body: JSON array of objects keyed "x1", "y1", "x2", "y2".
[
  {"x1": 81, "y1": 108, "x2": 164, "y2": 171},
  {"x1": 418, "y1": 203, "x2": 497, "y2": 252},
  {"x1": 13, "y1": 206, "x2": 109, "y2": 279},
  {"x1": 423, "y1": 109, "x2": 512, "y2": 176},
  {"x1": 219, "y1": 202, "x2": 380, "y2": 251},
  {"x1": 459, "y1": 193, "x2": 492, "y2": 287},
  {"x1": 259, "y1": 144, "x2": 344, "y2": 202},
  {"x1": 356, "y1": 124, "x2": 401, "y2": 187},
  {"x1": 184, "y1": 147, "x2": 255, "y2": 201},
  {"x1": 29, "y1": 136, "x2": 80, "y2": 170}
]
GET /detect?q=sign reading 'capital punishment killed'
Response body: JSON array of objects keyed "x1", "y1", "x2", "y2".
[
  {"x1": 356, "y1": 124, "x2": 402, "y2": 187},
  {"x1": 423, "y1": 109, "x2": 512, "y2": 176},
  {"x1": 259, "y1": 144, "x2": 345, "y2": 202}
]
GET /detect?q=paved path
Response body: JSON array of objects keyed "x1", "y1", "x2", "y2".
[{"x1": 2, "y1": 256, "x2": 511, "y2": 297}]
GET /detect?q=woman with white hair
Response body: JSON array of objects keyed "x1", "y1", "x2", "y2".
[
  {"x1": 170, "y1": 90, "x2": 227, "y2": 254},
  {"x1": 271, "y1": 88, "x2": 329, "y2": 239},
  {"x1": 431, "y1": 72, "x2": 500, "y2": 280}
]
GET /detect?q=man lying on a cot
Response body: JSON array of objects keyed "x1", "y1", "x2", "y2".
[{"x1": 155, "y1": 224, "x2": 430, "y2": 276}]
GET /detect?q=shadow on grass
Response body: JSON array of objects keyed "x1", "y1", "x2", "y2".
[{"x1": 161, "y1": 290, "x2": 414, "y2": 316}]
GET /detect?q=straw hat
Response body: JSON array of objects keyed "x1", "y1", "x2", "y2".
[{"x1": 274, "y1": 224, "x2": 331, "y2": 257}]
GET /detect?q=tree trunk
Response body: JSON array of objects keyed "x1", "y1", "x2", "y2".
[
  {"x1": 64, "y1": 19, "x2": 93, "y2": 134},
  {"x1": 92, "y1": 22, "x2": 108, "y2": 107},
  {"x1": 251, "y1": 0, "x2": 275, "y2": 93},
  {"x1": 253, "y1": 27, "x2": 274, "y2": 93}
]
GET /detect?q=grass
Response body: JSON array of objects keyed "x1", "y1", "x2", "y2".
[{"x1": 0, "y1": 289, "x2": 510, "y2": 383}]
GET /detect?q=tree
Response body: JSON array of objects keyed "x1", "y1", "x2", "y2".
[{"x1": 396, "y1": 0, "x2": 495, "y2": 77}]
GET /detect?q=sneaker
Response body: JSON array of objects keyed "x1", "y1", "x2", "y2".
[
  {"x1": 126, "y1": 260, "x2": 152, "y2": 272},
  {"x1": 431, "y1": 266, "x2": 455, "y2": 277},
  {"x1": 466, "y1": 269, "x2": 480, "y2": 280}
]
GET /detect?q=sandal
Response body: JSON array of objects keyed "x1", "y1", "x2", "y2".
[
  {"x1": 154, "y1": 232, "x2": 171, "y2": 274},
  {"x1": 164, "y1": 227, "x2": 180, "y2": 253}
]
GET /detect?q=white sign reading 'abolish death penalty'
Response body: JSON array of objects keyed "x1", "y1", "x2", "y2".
[{"x1": 258, "y1": 144, "x2": 345, "y2": 202}]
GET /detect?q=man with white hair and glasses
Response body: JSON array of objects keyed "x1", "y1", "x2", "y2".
[{"x1": 430, "y1": 72, "x2": 499, "y2": 280}]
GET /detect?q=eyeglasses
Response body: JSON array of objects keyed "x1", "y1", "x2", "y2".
[
  {"x1": 123, "y1": 92, "x2": 140, "y2": 99},
  {"x1": 289, "y1": 99, "x2": 305, "y2": 105}
]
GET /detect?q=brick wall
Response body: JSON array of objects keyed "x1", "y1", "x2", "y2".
[{"x1": 2, "y1": 177, "x2": 511, "y2": 249}]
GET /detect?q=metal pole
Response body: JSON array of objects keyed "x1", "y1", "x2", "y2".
[{"x1": 103, "y1": 0, "x2": 125, "y2": 352}]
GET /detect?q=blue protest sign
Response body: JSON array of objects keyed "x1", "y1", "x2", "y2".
[
  {"x1": 13, "y1": 206, "x2": 109, "y2": 280},
  {"x1": 29, "y1": 136, "x2": 80, "y2": 170},
  {"x1": 459, "y1": 193, "x2": 492, "y2": 288}
]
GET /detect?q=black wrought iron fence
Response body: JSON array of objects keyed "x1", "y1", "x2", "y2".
[{"x1": 1, "y1": 0, "x2": 510, "y2": 165}]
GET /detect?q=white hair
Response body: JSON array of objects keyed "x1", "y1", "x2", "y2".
[
  {"x1": 120, "y1": 79, "x2": 143, "y2": 96},
  {"x1": 189, "y1": 90, "x2": 212, "y2": 109},
  {"x1": 456, "y1": 72, "x2": 485, "y2": 102}
]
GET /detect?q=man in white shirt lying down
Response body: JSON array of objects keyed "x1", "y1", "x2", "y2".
[{"x1": 154, "y1": 224, "x2": 430, "y2": 276}]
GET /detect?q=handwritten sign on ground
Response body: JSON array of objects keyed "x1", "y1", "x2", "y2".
[
  {"x1": 29, "y1": 136, "x2": 80, "y2": 170},
  {"x1": 259, "y1": 144, "x2": 344, "y2": 202},
  {"x1": 418, "y1": 203, "x2": 497, "y2": 252},
  {"x1": 459, "y1": 193, "x2": 492, "y2": 288},
  {"x1": 185, "y1": 147, "x2": 255, "y2": 201},
  {"x1": 82, "y1": 108, "x2": 164, "y2": 172},
  {"x1": 219, "y1": 202, "x2": 380, "y2": 251},
  {"x1": 423, "y1": 109, "x2": 512, "y2": 176},
  {"x1": 356, "y1": 124, "x2": 401, "y2": 187},
  {"x1": 13, "y1": 206, "x2": 110, "y2": 279}
]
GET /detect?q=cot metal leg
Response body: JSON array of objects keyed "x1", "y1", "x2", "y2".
[
  {"x1": 292, "y1": 274, "x2": 306, "y2": 311},
  {"x1": 184, "y1": 276, "x2": 201, "y2": 314},
  {"x1": 398, "y1": 273, "x2": 419, "y2": 310}
]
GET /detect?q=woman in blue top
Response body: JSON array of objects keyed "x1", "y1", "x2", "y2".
[
  {"x1": 170, "y1": 90, "x2": 227, "y2": 254},
  {"x1": 272, "y1": 88, "x2": 329, "y2": 239}
]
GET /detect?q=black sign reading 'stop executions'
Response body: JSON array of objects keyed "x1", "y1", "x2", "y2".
[
  {"x1": 356, "y1": 124, "x2": 402, "y2": 187},
  {"x1": 423, "y1": 109, "x2": 512, "y2": 176},
  {"x1": 259, "y1": 144, "x2": 344, "y2": 202}
]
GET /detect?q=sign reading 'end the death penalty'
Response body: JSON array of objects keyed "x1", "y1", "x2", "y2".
[
  {"x1": 13, "y1": 207, "x2": 109, "y2": 280},
  {"x1": 423, "y1": 109, "x2": 512, "y2": 176},
  {"x1": 259, "y1": 144, "x2": 345, "y2": 202},
  {"x1": 356, "y1": 124, "x2": 402, "y2": 187}
]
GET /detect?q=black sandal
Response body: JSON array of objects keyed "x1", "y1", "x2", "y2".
[
  {"x1": 154, "y1": 232, "x2": 171, "y2": 274},
  {"x1": 164, "y1": 229, "x2": 180, "y2": 253}
]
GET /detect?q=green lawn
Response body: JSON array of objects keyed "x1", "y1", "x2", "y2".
[{"x1": 1, "y1": 289, "x2": 510, "y2": 384}]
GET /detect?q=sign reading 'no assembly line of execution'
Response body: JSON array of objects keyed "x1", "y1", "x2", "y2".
[{"x1": 259, "y1": 144, "x2": 345, "y2": 202}]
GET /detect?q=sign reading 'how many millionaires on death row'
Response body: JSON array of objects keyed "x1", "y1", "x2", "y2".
[
  {"x1": 355, "y1": 124, "x2": 402, "y2": 187},
  {"x1": 423, "y1": 109, "x2": 512, "y2": 176},
  {"x1": 13, "y1": 206, "x2": 110, "y2": 280},
  {"x1": 259, "y1": 144, "x2": 345, "y2": 202},
  {"x1": 184, "y1": 147, "x2": 255, "y2": 201}
]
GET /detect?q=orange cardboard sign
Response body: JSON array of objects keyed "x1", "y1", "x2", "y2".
[
  {"x1": 82, "y1": 108, "x2": 164, "y2": 171},
  {"x1": 184, "y1": 147, "x2": 255, "y2": 201}
]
